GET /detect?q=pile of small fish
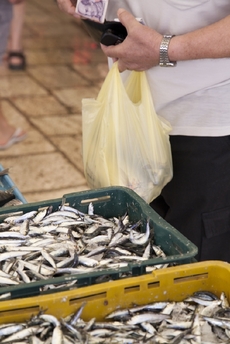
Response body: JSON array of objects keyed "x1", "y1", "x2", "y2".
[
  {"x1": 0, "y1": 200, "x2": 168, "y2": 295},
  {"x1": 0, "y1": 290, "x2": 229, "y2": 343}
]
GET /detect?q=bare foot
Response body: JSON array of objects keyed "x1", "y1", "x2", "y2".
[
  {"x1": 0, "y1": 124, "x2": 15, "y2": 146},
  {"x1": 0, "y1": 114, "x2": 26, "y2": 148},
  {"x1": 0, "y1": 127, "x2": 27, "y2": 150}
]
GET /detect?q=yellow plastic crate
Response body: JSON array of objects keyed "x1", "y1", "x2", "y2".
[{"x1": 0, "y1": 260, "x2": 229, "y2": 325}]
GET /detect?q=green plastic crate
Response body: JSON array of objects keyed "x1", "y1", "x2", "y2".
[{"x1": 0, "y1": 186, "x2": 197, "y2": 300}]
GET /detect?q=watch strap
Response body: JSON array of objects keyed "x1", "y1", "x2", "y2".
[{"x1": 159, "y1": 34, "x2": 177, "y2": 67}]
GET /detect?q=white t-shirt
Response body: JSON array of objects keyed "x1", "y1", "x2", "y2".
[{"x1": 106, "y1": 0, "x2": 230, "y2": 136}]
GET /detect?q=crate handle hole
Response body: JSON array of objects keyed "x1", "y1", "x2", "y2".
[
  {"x1": 174, "y1": 273, "x2": 208, "y2": 284},
  {"x1": 81, "y1": 196, "x2": 111, "y2": 205},
  {"x1": 70, "y1": 292, "x2": 107, "y2": 305}
]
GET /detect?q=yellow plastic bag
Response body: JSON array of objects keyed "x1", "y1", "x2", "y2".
[{"x1": 82, "y1": 62, "x2": 173, "y2": 203}]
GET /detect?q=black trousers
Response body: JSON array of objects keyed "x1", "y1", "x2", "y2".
[{"x1": 150, "y1": 135, "x2": 230, "y2": 262}]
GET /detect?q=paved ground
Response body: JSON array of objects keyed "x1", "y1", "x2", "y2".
[{"x1": 0, "y1": 0, "x2": 108, "y2": 203}]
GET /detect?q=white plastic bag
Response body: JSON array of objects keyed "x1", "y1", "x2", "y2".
[{"x1": 82, "y1": 62, "x2": 173, "y2": 203}]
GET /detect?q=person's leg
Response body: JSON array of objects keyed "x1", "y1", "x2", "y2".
[
  {"x1": 0, "y1": 1, "x2": 26, "y2": 148},
  {"x1": 150, "y1": 135, "x2": 230, "y2": 262},
  {"x1": 0, "y1": 112, "x2": 26, "y2": 148},
  {"x1": 8, "y1": 1, "x2": 26, "y2": 70},
  {"x1": 0, "y1": 107, "x2": 15, "y2": 146},
  {"x1": 0, "y1": 2, "x2": 13, "y2": 143}
]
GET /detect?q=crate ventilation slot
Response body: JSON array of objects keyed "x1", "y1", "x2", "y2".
[
  {"x1": 148, "y1": 281, "x2": 160, "y2": 289},
  {"x1": 124, "y1": 285, "x2": 140, "y2": 294},
  {"x1": 0, "y1": 306, "x2": 39, "y2": 318},
  {"x1": 70, "y1": 292, "x2": 107, "y2": 305},
  {"x1": 174, "y1": 273, "x2": 208, "y2": 284}
]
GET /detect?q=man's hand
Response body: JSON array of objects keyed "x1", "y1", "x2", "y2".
[
  {"x1": 101, "y1": 8, "x2": 163, "y2": 72},
  {"x1": 56, "y1": 0, "x2": 78, "y2": 16}
]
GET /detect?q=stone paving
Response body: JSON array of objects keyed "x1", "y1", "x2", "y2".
[{"x1": 0, "y1": 0, "x2": 108, "y2": 203}]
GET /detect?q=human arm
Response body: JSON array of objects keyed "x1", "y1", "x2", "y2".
[{"x1": 101, "y1": 8, "x2": 230, "y2": 72}]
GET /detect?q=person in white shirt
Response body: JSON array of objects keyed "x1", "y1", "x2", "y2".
[{"x1": 56, "y1": 0, "x2": 230, "y2": 262}]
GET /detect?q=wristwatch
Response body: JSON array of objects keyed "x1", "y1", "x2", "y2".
[{"x1": 159, "y1": 35, "x2": 177, "y2": 67}]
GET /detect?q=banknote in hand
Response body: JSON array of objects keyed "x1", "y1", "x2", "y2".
[{"x1": 75, "y1": 0, "x2": 109, "y2": 23}]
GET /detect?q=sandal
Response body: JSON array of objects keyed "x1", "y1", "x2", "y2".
[
  {"x1": 0, "y1": 128, "x2": 27, "y2": 150},
  {"x1": 8, "y1": 51, "x2": 26, "y2": 71}
]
